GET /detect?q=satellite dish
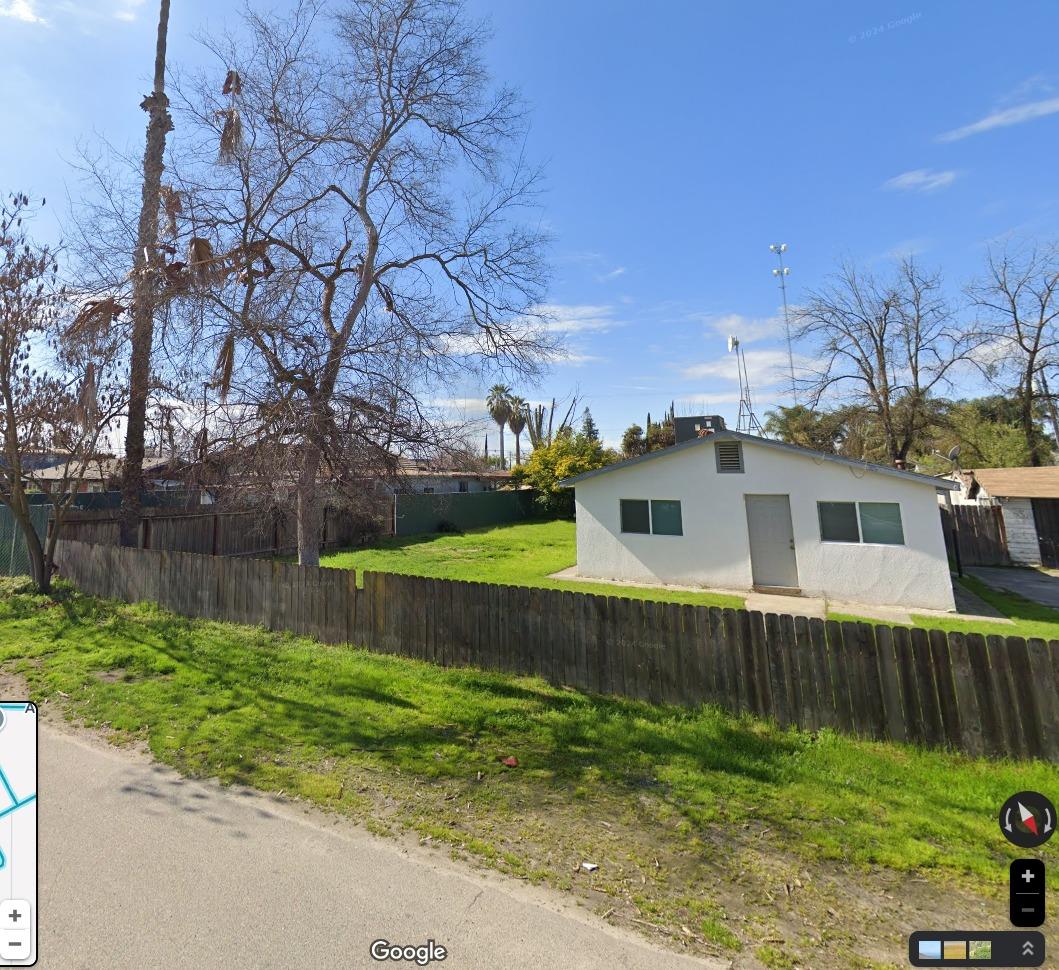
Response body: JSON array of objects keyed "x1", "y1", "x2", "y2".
[
  {"x1": 727, "y1": 335, "x2": 739, "y2": 353},
  {"x1": 947, "y1": 445, "x2": 961, "y2": 461}
]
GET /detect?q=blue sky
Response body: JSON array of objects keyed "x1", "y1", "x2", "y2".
[{"x1": 3, "y1": 1, "x2": 1059, "y2": 447}]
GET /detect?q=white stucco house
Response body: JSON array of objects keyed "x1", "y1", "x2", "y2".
[{"x1": 560, "y1": 431, "x2": 958, "y2": 612}]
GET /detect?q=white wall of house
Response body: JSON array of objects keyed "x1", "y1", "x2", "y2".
[
  {"x1": 998, "y1": 497, "x2": 1041, "y2": 565},
  {"x1": 572, "y1": 438, "x2": 956, "y2": 611}
]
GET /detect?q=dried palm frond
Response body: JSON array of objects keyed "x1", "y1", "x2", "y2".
[
  {"x1": 160, "y1": 185, "x2": 182, "y2": 237},
  {"x1": 214, "y1": 332, "x2": 236, "y2": 401},
  {"x1": 188, "y1": 238, "x2": 214, "y2": 283},
  {"x1": 162, "y1": 261, "x2": 188, "y2": 293},
  {"x1": 374, "y1": 279, "x2": 395, "y2": 313},
  {"x1": 222, "y1": 70, "x2": 242, "y2": 96},
  {"x1": 218, "y1": 108, "x2": 244, "y2": 165},
  {"x1": 75, "y1": 363, "x2": 97, "y2": 431},
  {"x1": 68, "y1": 297, "x2": 126, "y2": 341},
  {"x1": 236, "y1": 241, "x2": 276, "y2": 284}
]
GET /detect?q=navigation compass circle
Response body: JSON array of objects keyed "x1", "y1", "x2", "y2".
[{"x1": 999, "y1": 790, "x2": 1057, "y2": 848}]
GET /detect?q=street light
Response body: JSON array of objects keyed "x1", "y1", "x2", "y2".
[{"x1": 769, "y1": 243, "x2": 796, "y2": 406}]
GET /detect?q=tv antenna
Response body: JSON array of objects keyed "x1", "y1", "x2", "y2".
[
  {"x1": 728, "y1": 335, "x2": 763, "y2": 435},
  {"x1": 770, "y1": 243, "x2": 797, "y2": 405}
]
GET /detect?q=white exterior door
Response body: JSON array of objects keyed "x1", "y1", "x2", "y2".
[{"x1": 744, "y1": 494, "x2": 800, "y2": 590}]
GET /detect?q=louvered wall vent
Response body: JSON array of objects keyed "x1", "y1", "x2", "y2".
[{"x1": 715, "y1": 440, "x2": 744, "y2": 473}]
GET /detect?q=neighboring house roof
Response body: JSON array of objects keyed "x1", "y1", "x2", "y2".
[
  {"x1": 28, "y1": 456, "x2": 172, "y2": 482},
  {"x1": 395, "y1": 459, "x2": 510, "y2": 481},
  {"x1": 559, "y1": 430, "x2": 959, "y2": 491},
  {"x1": 964, "y1": 466, "x2": 1059, "y2": 500},
  {"x1": 29, "y1": 457, "x2": 122, "y2": 481}
]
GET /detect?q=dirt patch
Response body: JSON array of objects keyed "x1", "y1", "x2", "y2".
[
  {"x1": 95, "y1": 668, "x2": 131, "y2": 683},
  {"x1": 294, "y1": 761, "x2": 999, "y2": 970}
]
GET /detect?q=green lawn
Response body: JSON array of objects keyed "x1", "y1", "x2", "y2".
[
  {"x1": 831, "y1": 575, "x2": 1059, "y2": 640},
  {"x1": 908, "y1": 575, "x2": 1059, "y2": 640},
  {"x1": 321, "y1": 518, "x2": 745, "y2": 609},
  {"x1": 328, "y1": 520, "x2": 1059, "y2": 640},
  {"x1": 3, "y1": 578, "x2": 1056, "y2": 966}
]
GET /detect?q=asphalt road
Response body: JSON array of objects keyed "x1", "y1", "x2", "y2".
[
  {"x1": 38, "y1": 725, "x2": 720, "y2": 969},
  {"x1": 968, "y1": 565, "x2": 1059, "y2": 609}
]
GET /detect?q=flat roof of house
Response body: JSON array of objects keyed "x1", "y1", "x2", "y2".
[
  {"x1": 966, "y1": 466, "x2": 1059, "y2": 499},
  {"x1": 559, "y1": 429, "x2": 959, "y2": 491}
]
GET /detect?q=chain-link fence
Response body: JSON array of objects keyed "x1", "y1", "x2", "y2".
[{"x1": 0, "y1": 506, "x2": 49, "y2": 578}]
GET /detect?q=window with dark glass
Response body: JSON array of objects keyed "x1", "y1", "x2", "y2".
[
  {"x1": 620, "y1": 499, "x2": 651, "y2": 534},
  {"x1": 858, "y1": 502, "x2": 904, "y2": 544},
  {"x1": 650, "y1": 500, "x2": 683, "y2": 536},
  {"x1": 818, "y1": 501, "x2": 860, "y2": 542}
]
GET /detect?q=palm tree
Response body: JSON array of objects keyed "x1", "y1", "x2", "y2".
[
  {"x1": 507, "y1": 396, "x2": 528, "y2": 465},
  {"x1": 119, "y1": 0, "x2": 173, "y2": 546},
  {"x1": 486, "y1": 384, "x2": 513, "y2": 469}
]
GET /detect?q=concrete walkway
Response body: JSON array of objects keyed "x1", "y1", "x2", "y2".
[
  {"x1": 39, "y1": 725, "x2": 719, "y2": 970},
  {"x1": 968, "y1": 566, "x2": 1059, "y2": 610},
  {"x1": 552, "y1": 568, "x2": 1007, "y2": 626}
]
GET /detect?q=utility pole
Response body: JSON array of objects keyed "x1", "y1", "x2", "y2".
[
  {"x1": 770, "y1": 243, "x2": 796, "y2": 405},
  {"x1": 1037, "y1": 371, "x2": 1059, "y2": 459},
  {"x1": 119, "y1": 0, "x2": 173, "y2": 546}
]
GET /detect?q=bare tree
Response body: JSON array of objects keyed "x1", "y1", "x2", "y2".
[
  {"x1": 795, "y1": 258, "x2": 977, "y2": 466},
  {"x1": 166, "y1": 0, "x2": 554, "y2": 565},
  {"x1": 118, "y1": 0, "x2": 175, "y2": 546},
  {"x1": 969, "y1": 242, "x2": 1059, "y2": 466},
  {"x1": 0, "y1": 195, "x2": 125, "y2": 593}
]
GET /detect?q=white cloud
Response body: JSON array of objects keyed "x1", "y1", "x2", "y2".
[
  {"x1": 938, "y1": 96, "x2": 1059, "y2": 142},
  {"x1": 702, "y1": 312, "x2": 786, "y2": 344},
  {"x1": 882, "y1": 237, "x2": 931, "y2": 260},
  {"x1": 558, "y1": 351, "x2": 605, "y2": 366},
  {"x1": 5, "y1": 0, "x2": 147, "y2": 26},
  {"x1": 882, "y1": 169, "x2": 958, "y2": 193},
  {"x1": 675, "y1": 392, "x2": 741, "y2": 407},
  {"x1": 0, "y1": 0, "x2": 44, "y2": 23},
  {"x1": 111, "y1": 0, "x2": 144, "y2": 21},
  {"x1": 432, "y1": 397, "x2": 490, "y2": 412},
  {"x1": 535, "y1": 303, "x2": 621, "y2": 334},
  {"x1": 594, "y1": 266, "x2": 626, "y2": 283},
  {"x1": 680, "y1": 348, "x2": 811, "y2": 390}
]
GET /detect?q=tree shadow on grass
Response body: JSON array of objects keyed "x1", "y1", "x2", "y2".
[{"x1": 101, "y1": 606, "x2": 804, "y2": 789}]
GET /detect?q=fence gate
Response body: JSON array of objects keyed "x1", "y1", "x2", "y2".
[{"x1": 941, "y1": 505, "x2": 1009, "y2": 567}]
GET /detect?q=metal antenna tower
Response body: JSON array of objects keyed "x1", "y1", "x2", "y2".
[{"x1": 728, "y1": 335, "x2": 763, "y2": 434}]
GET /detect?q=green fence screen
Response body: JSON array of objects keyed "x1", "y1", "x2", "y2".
[
  {"x1": 0, "y1": 505, "x2": 49, "y2": 578},
  {"x1": 394, "y1": 489, "x2": 539, "y2": 536}
]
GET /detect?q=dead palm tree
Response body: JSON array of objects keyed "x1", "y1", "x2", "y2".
[
  {"x1": 507, "y1": 395, "x2": 528, "y2": 465},
  {"x1": 486, "y1": 384, "x2": 513, "y2": 469},
  {"x1": 119, "y1": 0, "x2": 173, "y2": 546}
]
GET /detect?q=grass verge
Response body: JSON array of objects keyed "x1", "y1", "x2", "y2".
[{"x1": 2, "y1": 578, "x2": 1056, "y2": 966}]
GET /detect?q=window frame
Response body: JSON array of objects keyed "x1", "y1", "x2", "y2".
[
  {"x1": 817, "y1": 500, "x2": 905, "y2": 547},
  {"x1": 649, "y1": 499, "x2": 684, "y2": 536},
  {"x1": 817, "y1": 500, "x2": 861, "y2": 543},
  {"x1": 857, "y1": 501, "x2": 905, "y2": 545},
  {"x1": 618, "y1": 498, "x2": 684, "y2": 536},
  {"x1": 619, "y1": 498, "x2": 651, "y2": 535}
]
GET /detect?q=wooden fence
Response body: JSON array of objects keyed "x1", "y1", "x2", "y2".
[
  {"x1": 941, "y1": 505, "x2": 1010, "y2": 567},
  {"x1": 56, "y1": 505, "x2": 379, "y2": 558},
  {"x1": 54, "y1": 539, "x2": 1059, "y2": 762}
]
